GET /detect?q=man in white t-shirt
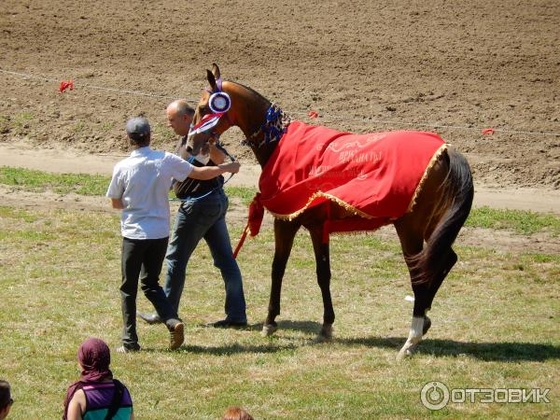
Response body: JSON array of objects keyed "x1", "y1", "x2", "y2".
[{"x1": 106, "y1": 116, "x2": 240, "y2": 353}]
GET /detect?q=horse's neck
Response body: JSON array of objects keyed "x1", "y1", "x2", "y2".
[
  {"x1": 228, "y1": 81, "x2": 279, "y2": 167},
  {"x1": 238, "y1": 104, "x2": 276, "y2": 168},
  {"x1": 254, "y1": 142, "x2": 277, "y2": 168}
]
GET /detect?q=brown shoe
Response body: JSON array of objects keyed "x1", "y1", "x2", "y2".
[{"x1": 169, "y1": 321, "x2": 184, "y2": 350}]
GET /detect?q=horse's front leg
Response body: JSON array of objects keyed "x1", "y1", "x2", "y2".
[
  {"x1": 262, "y1": 219, "x2": 300, "y2": 337},
  {"x1": 309, "y1": 224, "x2": 334, "y2": 341}
]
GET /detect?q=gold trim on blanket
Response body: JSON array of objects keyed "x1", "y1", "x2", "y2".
[{"x1": 406, "y1": 143, "x2": 448, "y2": 213}]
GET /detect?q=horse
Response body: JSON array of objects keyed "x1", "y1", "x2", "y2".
[{"x1": 188, "y1": 64, "x2": 474, "y2": 359}]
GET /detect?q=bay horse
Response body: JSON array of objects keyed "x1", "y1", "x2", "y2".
[{"x1": 189, "y1": 64, "x2": 474, "y2": 359}]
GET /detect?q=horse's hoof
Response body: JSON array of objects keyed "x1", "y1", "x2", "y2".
[
  {"x1": 396, "y1": 342, "x2": 417, "y2": 360},
  {"x1": 321, "y1": 324, "x2": 333, "y2": 340},
  {"x1": 315, "y1": 324, "x2": 333, "y2": 343},
  {"x1": 396, "y1": 347, "x2": 412, "y2": 361},
  {"x1": 423, "y1": 316, "x2": 432, "y2": 335},
  {"x1": 261, "y1": 323, "x2": 278, "y2": 337}
]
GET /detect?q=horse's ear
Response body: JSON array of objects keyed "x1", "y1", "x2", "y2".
[
  {"x1": 207, "y1": 69, "x2": 217, "y2": 91},
  {"x1": 211, "y1": 63, "x2": 221, "y2": 80}
]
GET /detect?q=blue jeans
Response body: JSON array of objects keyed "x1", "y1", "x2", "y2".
[{"x1": 164, "y1": 188, "x2": 247, "y2": 323}]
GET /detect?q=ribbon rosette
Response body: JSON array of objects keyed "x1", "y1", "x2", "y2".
[{"x1": 189, "y1": 113, "x2": 224, "y2": 136}]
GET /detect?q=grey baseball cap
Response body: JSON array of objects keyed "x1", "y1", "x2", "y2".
[{"x1": 125, "y1": 116, "x2": 151, "y2": 140}]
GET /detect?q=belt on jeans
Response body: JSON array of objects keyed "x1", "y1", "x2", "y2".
[{"x1": 178, "y1": 187, "x2": 221, "y2": 202}]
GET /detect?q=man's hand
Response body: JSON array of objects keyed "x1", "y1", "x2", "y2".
[{"x1": 220, "y1": 161, "x2": 241, "y2": 174}]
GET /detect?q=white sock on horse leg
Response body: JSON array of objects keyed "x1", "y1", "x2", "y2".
[
  {"x1": 408, "y1": 316, "x2": 424, "y2": 341},
  {"x1": 397, "y1": 316, "x2": 425, "y2": 360}
]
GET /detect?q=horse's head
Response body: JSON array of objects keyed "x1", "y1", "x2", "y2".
[
  {"x1": 189, "y1": 64, "x2": 289, "y2": 166},
  {"x1": 188, "y1": 64, "x2": 235, "y2": 156}
]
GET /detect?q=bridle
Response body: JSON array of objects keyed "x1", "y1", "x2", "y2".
[
  {"x1": 185, "y1": 88, "x2": 238, "y2": 188},
  {"x1": 189, "y1": 84, "x2": 291, "y2": 161},
  {"x1": 188, "y1": 81, "x2": 235, "y2": 156}
]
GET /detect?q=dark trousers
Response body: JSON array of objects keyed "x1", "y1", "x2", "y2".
[{"x1": 120, "y1": 237, "x2": 179, "y2": 348}]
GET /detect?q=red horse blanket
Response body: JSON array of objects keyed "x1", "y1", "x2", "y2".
[{"x1": 249, "y1": 121, "x2": 447, "y2": 236}]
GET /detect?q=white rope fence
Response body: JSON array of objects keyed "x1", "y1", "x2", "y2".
[
  {"x1": 0, "y1": 68, "x2": 183, "y2": 100},
  {"x1": 2, "y1": 67, "x2": 559, "y2": 137}
]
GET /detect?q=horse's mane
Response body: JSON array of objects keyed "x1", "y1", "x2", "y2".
[{"x1": 226, "y1": 80, "x2": 271, "y2": 106}]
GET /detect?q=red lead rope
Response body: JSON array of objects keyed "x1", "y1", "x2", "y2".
[
  {"x1": 233, "y1": 223, "x2": 251, "y2": 259},
  {"x1": 233, "y1": 193, "x2": 264, "y2": 258}
]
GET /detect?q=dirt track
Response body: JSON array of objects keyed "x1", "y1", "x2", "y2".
[{"x1": 1, "y1": 0, "x2": 559, "y2": 190}]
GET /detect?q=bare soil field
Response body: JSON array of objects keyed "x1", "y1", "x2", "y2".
[{"x1": 1, "y1": 0, "x2": 559, "y2": 216}]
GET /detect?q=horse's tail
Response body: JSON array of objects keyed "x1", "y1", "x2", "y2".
[{"x1": 412, "y1": 147, "x2": 474, "y2": 286}]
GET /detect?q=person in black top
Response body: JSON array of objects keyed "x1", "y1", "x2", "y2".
[
  {"x1": 138, "y1": 99, "x2": 247, "y2": 329},
  {"x1": 0, "y1": 380, "x2": 13, "y2": 420}
]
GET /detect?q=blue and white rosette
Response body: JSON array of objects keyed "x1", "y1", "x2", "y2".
[{"x1": 208, "y1": 91, "x2": 232, "y2": 114}]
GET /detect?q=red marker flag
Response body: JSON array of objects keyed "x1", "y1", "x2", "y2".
[
  {"x1": 59, "y1": 80, "x2": 74, "y2": 93},
  {"x1": 308, "y1": 110, "x2": 319, "y2": 119}
]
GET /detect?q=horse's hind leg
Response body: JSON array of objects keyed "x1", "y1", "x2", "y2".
[
  {"x1": 397, "y1": 247, "x2": 457, "y2": 360},
  {"x1": 394, "y1": 212, "x2": 457, "y2": 359},
  {"x1": 420, "y1": 248, "x2": 457, "y2": 326},
  {"x1": 394, "y1": 222, "x2": 426, "y2": 359}
]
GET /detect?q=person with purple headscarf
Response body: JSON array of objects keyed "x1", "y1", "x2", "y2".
[
  {"x1": 63, "y1": 337, "x2": 134, "y2": 420},
  {"x1": 0, "y1": 379, "x2": 13, "y2": 419}
]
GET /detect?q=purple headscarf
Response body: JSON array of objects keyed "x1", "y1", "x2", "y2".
[
  {"x1": 63, "y1": 337, "x2": 113, "y2": 419},
  {"x1": 77, "y1": 337, "x2": 113, "y2": 382}
]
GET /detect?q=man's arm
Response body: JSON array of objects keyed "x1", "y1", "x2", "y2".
[{"x1": 188, "y1": 161, "x2": 240, "y2": 180}]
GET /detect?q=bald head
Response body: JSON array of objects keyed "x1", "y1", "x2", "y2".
[
  {"x1": 166, "y1": 99, "x2": 194, "y2": 136},
  {"x1": 167, "y1": 99, "x2": 194, "y2": 116}
]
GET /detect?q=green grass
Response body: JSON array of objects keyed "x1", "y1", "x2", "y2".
[
  {"x1": 0, "y1": 166, "x2": 109, "y2": 196},
  {"x1": 1, "y1": 166, "x2": 559, "y2": 233},
  {"x1": 467, "y1": 206, "x2": 560, "y2": 236},
  {"x1": 13, "y1": 112, "x2": 34, "y2": 134},
  {"x1": 0, "y1": 167, "x2": 559, "y2": 419}
]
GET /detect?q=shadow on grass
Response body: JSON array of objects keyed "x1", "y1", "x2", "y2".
[
  {"x1": 193, "y1": 319, "x2": 322, "y2": 334},
  {"x1": 253, "y1": 320, "x2": 560, "y2": 362},
  {"x1": 274, "y1": 320, "x2": 322, "y2": 333},
  {"x1": 138, "y1": 337, "x2": 559, "y2": 361},
  {"x1": 240, "y1": 320, "x2": 560, "y2": 361},
  {"x1": 191, "y1": 319, "x2": 321, "y2": 334},
  {"x1": 183, "y1": 342, "x2": 298, "y2": 356},
  {"x1": 156, "y1": 318, "x2": 559, "y2": 361},
  {"x1": 179, "y1": 320, "x2": 322, "y2": 356},
  {"x1": 340, "y1": 336, "x2": 560, "y2": 362}
]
